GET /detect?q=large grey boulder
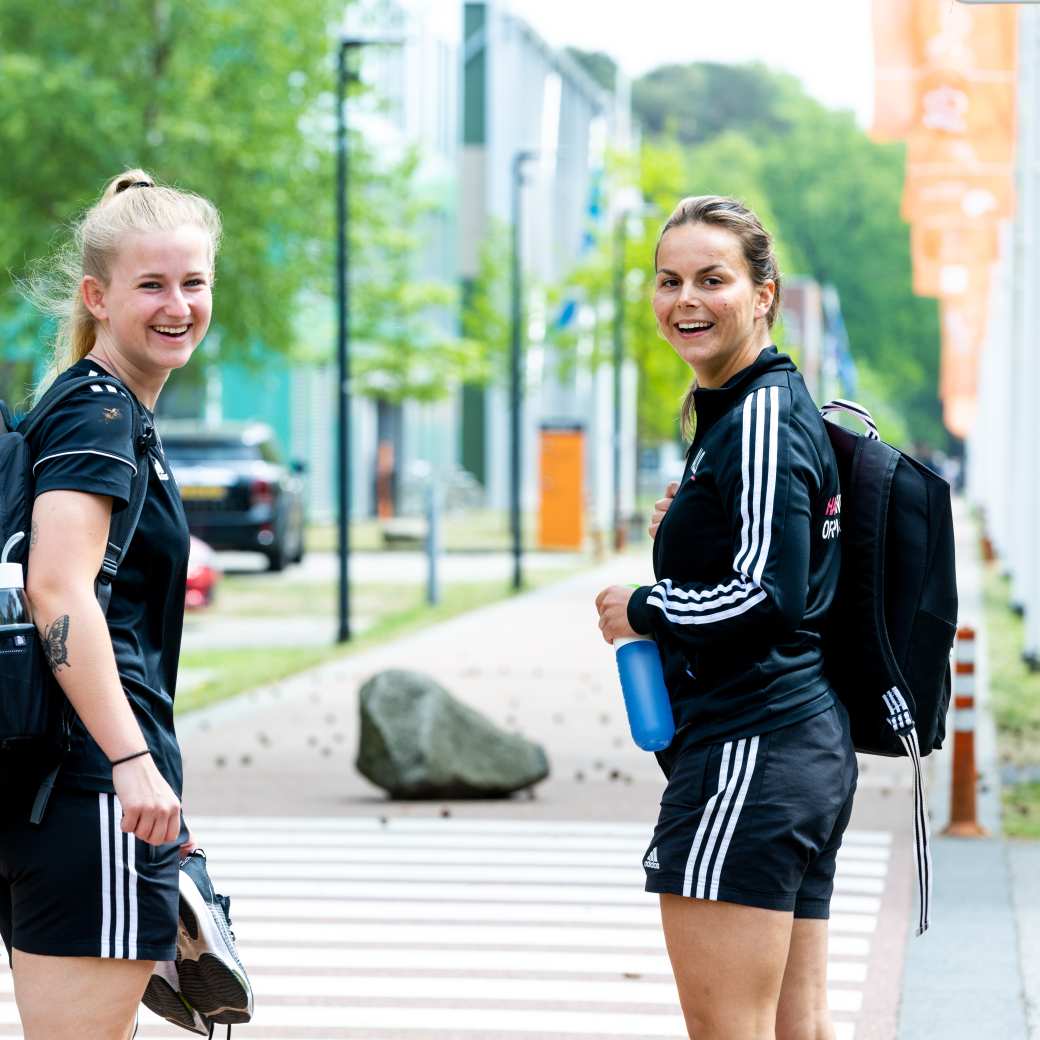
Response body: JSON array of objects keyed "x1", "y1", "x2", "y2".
[{"x1": 356, "y1": 669, "x2": 549, "y2": 798}]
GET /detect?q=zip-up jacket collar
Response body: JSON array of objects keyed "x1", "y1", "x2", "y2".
[{"x1": 692, "y1": 346, "x2": 797, "y2": 448}]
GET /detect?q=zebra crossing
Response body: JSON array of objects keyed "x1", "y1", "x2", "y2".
[{"x1": 0, "y1": 816, "x2": 890, "y2": 1038}]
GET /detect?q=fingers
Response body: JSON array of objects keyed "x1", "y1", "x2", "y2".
[
  {"x1": 119, "y1": 801, "x2": 181, "y2": 846},
  {"x1": 666, "y1": 480, "x2": 679, "y2": 497}
]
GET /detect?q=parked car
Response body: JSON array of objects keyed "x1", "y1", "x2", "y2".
[
  {"x1": 161, "y1": 422, "x2": 307, "y2": 571},
  {"x1": 185, "y1": 535, "x2": 221, "y2": 609}
]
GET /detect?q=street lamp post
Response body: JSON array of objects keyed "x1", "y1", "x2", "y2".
[
  {"x1": 611, "y1": 210, "x2": 627, "y2": 552},
  {"x1": 510, "y1": 150, "x2": 537, "y2": 591},
  {"x1": 335, "y1": 32, "x2": 401, "y2": 643}
]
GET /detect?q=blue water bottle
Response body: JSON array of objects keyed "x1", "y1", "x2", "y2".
[{"x1": 613, "y1": 635, "x2": 675, "y2": 751}]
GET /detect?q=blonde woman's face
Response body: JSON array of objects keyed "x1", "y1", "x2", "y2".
[
  {"x1": 87, "y1": 226, "x2": 213, "y2": 375},
  {"x1": 652, "y1": 222, "x2": 774, "y2": 388}
]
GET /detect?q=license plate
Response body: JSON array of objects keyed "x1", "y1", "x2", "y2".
[{"x1": 180, "y1": 485, "x2": 227, "y2": 502}]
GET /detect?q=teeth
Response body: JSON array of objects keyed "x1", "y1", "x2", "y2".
[
  {"x1": 678, "y1": 322, "x2": 712, "y2": 331},
  {"x1": 154, "y1": 325, "x2": 189, "y2": 335}
]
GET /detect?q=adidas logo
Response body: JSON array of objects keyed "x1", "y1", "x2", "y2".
[{"x1": 643, "y1": 846, "x2": 661, "y2": 870}]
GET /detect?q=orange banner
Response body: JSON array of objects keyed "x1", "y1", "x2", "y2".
[
  {"x1": 902, "y1": 168, "x2": 1015, "y2": 224},
  {"x1": 911, "y1": 224, "x2": 1000, "y2": 298},
  {"x1": 872, "y1": 0, "x2": 918, "y2": 140}
]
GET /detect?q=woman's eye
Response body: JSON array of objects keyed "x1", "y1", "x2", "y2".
[
  {"x1": 703, "y1": 277, "x2": 722, "y2": 287},
  {"x1": 186, "y1": 279, "x2": 207, "y2": 288},
  {"x1": 139, "y1": 282, "x2": 161, "y2": 290}
]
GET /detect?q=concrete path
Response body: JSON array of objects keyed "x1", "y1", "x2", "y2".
[{"x1": 897, "y1": 500, "x2": 1035, "y2": 1039}]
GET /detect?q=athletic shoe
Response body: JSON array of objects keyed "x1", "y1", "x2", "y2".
[
  {"x1": 176, "y1": 850, "x2": 253, "y2": 1025},
  {"x1": 142, "y1": 960, "x2": 212, "y2": 1035}
]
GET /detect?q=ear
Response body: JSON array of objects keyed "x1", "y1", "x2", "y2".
[
  {"x1": 754, "y1": 280, "x2": 776, "y2": 321},
  {"x1": 81, "y1": 276, "x2": 108, "y2": 322}
]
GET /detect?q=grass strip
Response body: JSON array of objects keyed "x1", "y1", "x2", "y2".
[
  {"x1": 982, "y1": 565, "x2": 1040, "y2": 839},
  {"x1": 176, "y1": 570, "x2": 578, "y2": 715}
]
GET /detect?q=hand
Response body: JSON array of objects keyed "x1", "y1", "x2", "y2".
[
  {"x1": 595, "y1": 585, "x2": 639, "y2": 645},
  {"x1": 649, "y1": 481, "x2": 679, "y2": 539},
  {"x1": 112, "y1": 753, "x2": 182, "y2": 847}
]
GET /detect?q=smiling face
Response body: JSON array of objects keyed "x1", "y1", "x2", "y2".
[
  {"x1": 82, "y1": 225, "x2": 213, "y2": 378},
  {"x1": 652, "y1": 222, "x2": 775, "y2": 388}
]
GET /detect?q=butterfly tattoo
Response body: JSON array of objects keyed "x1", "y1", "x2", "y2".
[{"x1": 42, "y1": 615, "x2": 70, "y2": 672}]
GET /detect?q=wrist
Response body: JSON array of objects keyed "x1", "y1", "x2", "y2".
[{"x1": 110, "y1": 749, "x2": 151, "y2": 768}]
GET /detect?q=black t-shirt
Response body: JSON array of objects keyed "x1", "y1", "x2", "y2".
[{"x1": 27, "y1": 358, "x2": 188, "y2": 797}]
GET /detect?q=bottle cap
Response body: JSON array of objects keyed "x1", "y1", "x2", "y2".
[
  {"x1": 0, "y1": 562, "x2": 24, "y2": 589},
  {"x1": 613, "y1": 635, "x2": 652, "y2": 649}
]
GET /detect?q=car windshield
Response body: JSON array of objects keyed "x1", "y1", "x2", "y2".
[{"x1": 165, "y1": 440, "x2": 262, "y2": 463}]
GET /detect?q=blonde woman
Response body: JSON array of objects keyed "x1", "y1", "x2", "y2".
[
  {"x1": 0, "y1": 171, "x2": 245, "y2": 1038},
  {"x1": 596, "y1": 196, "x2": 855, "y2": 1040}
]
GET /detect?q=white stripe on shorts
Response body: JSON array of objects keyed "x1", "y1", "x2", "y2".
[
  {"x1": 709, "y1": 736, "x2": 760, "y2": 900},
  {"x1": 682, "y1": 742, "x2": 734, "y2": 898},
  {"x1": 126, "y1": 830, "x2": 139, "y2": 959},
  {"x1": 681, "y1": 738, "x2": 762, "y2": 900},
  {"x1": 98, "y1": 794, "x2": 112, "y2": 958},
  {"x1": 113, "y1": 797, "x2": 125, "y2": 958}
]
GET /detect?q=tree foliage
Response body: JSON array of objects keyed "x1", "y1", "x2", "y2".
[
  {"x1": 0, "y1": 0, "x2": 345, "y2": 363},
  {"x1": 349, "y1": 148, "x2": 481, "y2": 404},
  {"x1": 622, "y1": 62, "x2": 943, "y2": 448}
]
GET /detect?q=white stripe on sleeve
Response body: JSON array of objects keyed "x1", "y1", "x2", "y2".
[{"x1": 646, "y1": 386, "x2": 781, "y2": 628}]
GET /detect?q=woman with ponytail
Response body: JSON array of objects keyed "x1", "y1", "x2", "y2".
[
  {"x1": 0, "y1": 171, "x2": 235, "y2": 1037},
  {"x1": 596, "y1": 196, "x2": 855, "y2": 1040}
]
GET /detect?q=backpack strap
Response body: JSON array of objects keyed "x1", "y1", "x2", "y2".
[
  {"x1": 884, "y1": 687, "x2": 933, "y2": 936},
  {"x1": 820, "y1": 399, "x2": 881, "y2": 441},
  {"x1": 95, "y1": 414, "x2": 153, "y2": 615}
]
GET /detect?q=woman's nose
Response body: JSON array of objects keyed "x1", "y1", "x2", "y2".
[
  {"x1": 678, "y1": 281, "x2": 700, "y2": 307},
  {"x1": 166, "y1": 288, "x2": 190, "y2": 316}
]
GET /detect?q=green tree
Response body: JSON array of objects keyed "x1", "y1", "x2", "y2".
[
  {"x1": 460, "y1": 219, "x2": 513, "y2": 385},
  {"x1": 632, "y1": 63, "x2": 806, "y2": 148},
  {"x1": 349, "y1": 148, "x2": 480, "y2": 403},
  {"x1": 0, "y1": 0, "x2": 341, "y2": 362},
  {"x1": 626, "y1": 60, "x2": 944, "y2": 447}
]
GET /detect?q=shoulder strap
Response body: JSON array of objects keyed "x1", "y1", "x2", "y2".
[{"x1": 95, "y1": 401, "x2": 154, "y2": 616}]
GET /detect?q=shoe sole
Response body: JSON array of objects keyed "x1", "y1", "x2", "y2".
[
  {"x1": 142, "y1": 972, "x2": 211, "y2": 1036},
  {"x1": 177, "y1": 870, "x2": 253, "y2": 1024}
]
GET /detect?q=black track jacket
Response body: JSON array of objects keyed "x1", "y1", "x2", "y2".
[{"x1": 627, "y1": 346, "x2": 842, "y2": 745}]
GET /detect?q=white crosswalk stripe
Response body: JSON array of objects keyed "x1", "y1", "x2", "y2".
[{"x1": 0, "y1": 816, "x2": 886, "y2": 1038}]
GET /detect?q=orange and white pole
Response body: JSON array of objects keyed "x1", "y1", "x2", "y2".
[{"x1": 943, "y1": 627, "x2": 989, "y2": 838}]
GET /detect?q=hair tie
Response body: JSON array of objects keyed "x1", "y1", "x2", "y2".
[{"x1": 117, "y1": 180, "x2": 154, "y2": 194}]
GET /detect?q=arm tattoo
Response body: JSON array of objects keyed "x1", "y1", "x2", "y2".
[
  {"x1": 30, "y1": 521, "x2": 38, "y2": 548},
  {"x1": 41, "y1": 615, "x2": 71, "y2": 672}
]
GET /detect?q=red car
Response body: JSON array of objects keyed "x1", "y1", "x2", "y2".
[{"x1": 185, "y1": 535, "x2": 221, "y2": 610}]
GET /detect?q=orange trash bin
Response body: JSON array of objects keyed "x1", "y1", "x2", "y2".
[{"x1": 538, "y1": 424, "x2": 584, "y2": 550}]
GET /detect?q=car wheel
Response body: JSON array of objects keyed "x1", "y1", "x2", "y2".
[
  {"x1": 291, "y1": 527, "x2": 306, "y2": 564},
  {"x1": 266, "y1": 539, "x2": 288, "y2": 572}
]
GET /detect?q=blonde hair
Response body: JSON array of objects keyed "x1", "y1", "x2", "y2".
[
  {"x1": 23, "y1": 169, "x2": 222, "y2": 397},
  {"x1": 654, "y1": 196, "x2": 781, "y2": 440}
]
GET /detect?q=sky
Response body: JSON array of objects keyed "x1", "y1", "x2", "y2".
[{"x1": 502, "y1": 0, "x2": 876, "y2": 128}]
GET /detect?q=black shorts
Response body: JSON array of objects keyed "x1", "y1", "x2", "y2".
[
  {"x1": 0, "y1": 788, "x2": 183, "y2": 960},
  {"x1": 643, "y1": 702, "x2": 858, "y2": 917}
]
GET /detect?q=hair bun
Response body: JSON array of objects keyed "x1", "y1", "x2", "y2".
[{"x1": 102, "y1": 168, "x2": 156, "y2": 202}]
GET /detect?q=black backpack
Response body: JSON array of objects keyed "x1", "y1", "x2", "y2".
[
  {"x1": 820, "y1": 398, "x2": 958, "y2": 936},
  {"x1": 0, "y1": 373, "x2": 151, "y2": 823}
]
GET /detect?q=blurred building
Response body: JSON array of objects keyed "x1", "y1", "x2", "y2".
[
  {"x1": 459, "y1": 0, "x2": 636, "y2": 535},
  {"x1": 968, "y1": 6, "x2": 1040, "y2": 664},
  {"x1": 158, "y1": 0, "x2": 635, "y2": 538}
]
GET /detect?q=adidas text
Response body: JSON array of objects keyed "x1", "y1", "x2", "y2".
[{"x1": 643, "y1": 847, "x2": 661, "y2": 870}]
